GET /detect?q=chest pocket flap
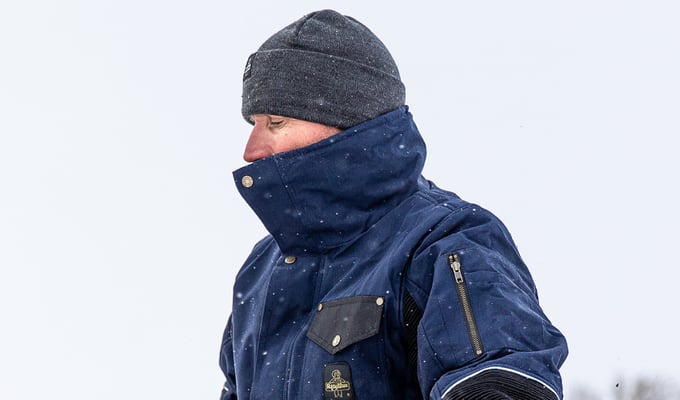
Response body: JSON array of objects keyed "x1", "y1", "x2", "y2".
[{"x1": 307, "y1": 296, "x2": 384, "y2": 355}]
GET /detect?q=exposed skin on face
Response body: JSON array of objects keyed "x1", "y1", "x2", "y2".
[{"x1": 243, "y1": 114, "x2": 342, "y2": 162}]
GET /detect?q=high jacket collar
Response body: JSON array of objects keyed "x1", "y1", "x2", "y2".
[{"x1": 233, "y1": 107, "x2": 426, "y2": 254}]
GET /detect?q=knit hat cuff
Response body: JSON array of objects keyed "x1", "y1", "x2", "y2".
[{"x1": 242, "y1": 49, "x2": 406, "y2": 129}]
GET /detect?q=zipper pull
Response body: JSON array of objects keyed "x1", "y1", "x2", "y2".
[{"x1": 448, "y1": 253, "x2": 464, "y2": 283}]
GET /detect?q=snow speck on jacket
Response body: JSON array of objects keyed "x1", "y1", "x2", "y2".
[{"x1": 219, "y1": 107, "x2": 568, "y2": 399}]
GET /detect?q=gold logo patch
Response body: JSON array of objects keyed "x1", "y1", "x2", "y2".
[
  {"x1": 323, "y1": 363, "x2": 354, "y2": 399},
  {"x1": 325, "y1": 369, "x2": 350, "y2": 398}
]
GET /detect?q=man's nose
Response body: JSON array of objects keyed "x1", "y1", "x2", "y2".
[{"x1": 243, "y1": 124, "x2": 273, "y2": 162}]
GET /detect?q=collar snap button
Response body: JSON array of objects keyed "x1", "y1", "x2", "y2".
[
  {"x1": 241, "y1": 175, "x2": 254, "y2": 188},
  {"x1": 284, "y1": 255, "x2": 297, "y2": 264}
]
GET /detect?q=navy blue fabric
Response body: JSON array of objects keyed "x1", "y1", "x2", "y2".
[{"x1": 220, "y1": 107, "x2": 568, "y2": 399}]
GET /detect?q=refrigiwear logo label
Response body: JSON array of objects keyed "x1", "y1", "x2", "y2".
[
  {"x1": 324, "y1": 362, "x2": 354, "y2": 399},
  {"x1": 243, "y1": 53, "x2": 255, "y2": 81}
]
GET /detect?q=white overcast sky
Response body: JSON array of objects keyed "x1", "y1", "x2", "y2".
[{"x1": 1, "y1": 1, "x2": 678, "y2": 399}]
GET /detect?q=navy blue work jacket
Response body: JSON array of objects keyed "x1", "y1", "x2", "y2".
[{"x1": 220, "y1": 107, "x2": 568, "y2": 399}]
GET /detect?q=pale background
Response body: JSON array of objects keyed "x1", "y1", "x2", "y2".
[{"x1": 1, "y1": 1, "x2": 678, "y2": 399}]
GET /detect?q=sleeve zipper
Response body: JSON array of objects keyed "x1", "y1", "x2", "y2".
[{"x1": 448, "y1": 253, "x2": 484, "y2": 356}]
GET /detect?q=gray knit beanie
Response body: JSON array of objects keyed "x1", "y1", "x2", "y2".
[{"x1": 241, "y1": 9, "x2": 405, "y2": 129}]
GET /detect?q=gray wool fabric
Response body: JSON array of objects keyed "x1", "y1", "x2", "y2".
[{"x1": 241, "y1": 9, "x2": 406, "y2": 129}]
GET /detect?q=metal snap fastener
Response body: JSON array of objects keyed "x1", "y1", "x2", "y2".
[
  {"x1": 241, "y1": 175, "x2": 254, "y2": 188},
  {"x1": 332, "y1": 335, "x2": 341, "y2": 347},
  {"x1": 376, "y1": 297, "x2": 384, "y2": 306},
  {"x1": 284, "y1": 255, "x2": 297, "y2": 264},
  {"x1": 317, "y1": 303, "x2": 323, "y2": 311}
]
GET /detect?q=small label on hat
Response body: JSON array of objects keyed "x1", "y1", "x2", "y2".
[{"x1": 243, "y1": 53, "x2": 255, "y2": 81}]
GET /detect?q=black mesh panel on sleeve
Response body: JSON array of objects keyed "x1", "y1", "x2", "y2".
[{"x1": 403, "y1": 288, "x2": 422, "y2": 384}]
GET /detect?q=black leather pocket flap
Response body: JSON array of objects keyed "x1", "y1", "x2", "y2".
[{"x1": 307, "y1": 296, "x2": 384, "y2": 355}]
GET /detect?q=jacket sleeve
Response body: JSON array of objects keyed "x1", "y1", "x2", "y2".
[
  {"x1": 404, "y1": 206, "x2": 568, "y2": 400},
  {"x1": 218, "y1": 316, "x2": 237, "y2": 400}
]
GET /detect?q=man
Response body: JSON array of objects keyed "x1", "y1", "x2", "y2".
[{"x1": 219, "y1": 9, "x2": 568, "y2": 400}]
